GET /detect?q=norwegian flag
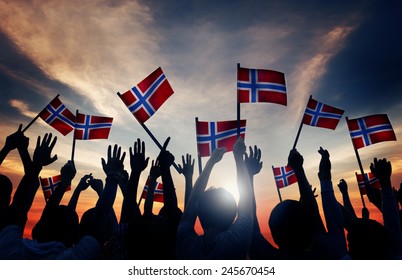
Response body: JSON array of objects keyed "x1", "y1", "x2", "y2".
[
  {"x1": 74, "y1": 112, "x2": 113, "y2": 140},
  {"x1": 39, "y1": 96, "x2": 76, "y2": 136},
  {"x1": 347, "y1": 114, "x2": 396, "y2": 149},
  {"x1": 272, "y1": 166, "x2": 298, "y2": 189},
  {"x1": 141, "y1": 177, "x2": 164, "y2": 203},
  {"x1": 39, "y1": 175, "x2": 71, "y2": 201},
  {"x1": 237, "y1": 66, "x2": 287, "y2": 105},
  {"x1": 355, "y1": 172, "x2": 381, "y2": 195},
  {"x1": 303, "y1": 98, "x2": 344, "y2": 130},
  {"x1": 196, "y1": 119, "x2": 246, "y2": 157},
  {"x1": 118, "y1": 67, "x2": 174, "y2": 123}
]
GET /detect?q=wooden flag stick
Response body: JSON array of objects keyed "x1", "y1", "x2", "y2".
[
  {"x1": 277, "y1": 187, "x2": 283, "y2": 202},
  {"x1": 237, "y1": 63, "x2": 241, "y2": 139},
  {"x1": 195, "y1": 117, "x2": 203, "y2": 176},
  {"x1": 22, "y1": 94, "x2": 60, "y2": 133},
  {"x1": 353, "y1": 147, "x2": 367, "y2": 209},
  {"x1": 346, "y1": 117, "x2": 366, "y2": 208},
  {"x1": 71, "y1": 110, "x2": 78, "y2": 162},
  {"x1": 292, "y1": 95, "x2": 312, "y2": 150},
  {"x1": 272, "y1": 166, "x2": 283, "y2": 202},
  {"x1": 116, "y1": 92, "x2": 180, "y2": 173}
]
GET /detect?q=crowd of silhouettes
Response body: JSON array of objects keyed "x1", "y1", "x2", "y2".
[{"x1": 0, "y1": 124, "x2": 401, "y2": 259}]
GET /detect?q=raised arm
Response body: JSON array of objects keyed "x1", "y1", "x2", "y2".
[
  {"x1": 144, "y1": 160, "x2": 161, "y2": 216},
  {"x1": 288, "y1": 149, "x2": 326, "y2": 234},
  {"x1": 337, "y1": 179, "x2": 357, "y2": 218},
  {"x1": 233, "y1": 138, "x2": 253, "y2": 226},
  {"x1": 45, "y1": 160, "x2": 76, "y2": 208},
  {"x1": 370, "y1": 157, "x2": 402, "y2": 257},
  {"x1": 318, "y1": 147, "x2": 347, "y2": 259},
  {"x1": 120, "y1": 139, "x2": 149, "y2": 224},
  {"x1": 244, "y1": 145, "x2": 263, "y2": 234},
  {"x1": 68, "y1": 173, "x2": 92, "y2": 211},
  {"x1": 8, "y1": 133, "x2": 57, "y2": 229},
  {"x1": 157, "y1": 138, "x2": 177, "y2": 211},
  {"x1": 90, "y1": 144, "x2": 125, "y2": 244},
  {"x1": 180, "y1": 147, "x2": 225, "y2": 226},
  {"x1": 177, "y1": 154, "x2": 195, "y2": 209}
]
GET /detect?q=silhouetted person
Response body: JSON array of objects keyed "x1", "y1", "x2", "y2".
[
  {"x1": 176, "y1": 137, "x2": 253, "y2": 259},
  {"x1": 347, "y1": 218, "x2": 391, "y2": 259}
]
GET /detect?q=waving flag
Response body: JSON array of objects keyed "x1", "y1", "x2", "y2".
[
  {"x1": 272, "y1": 166, "x2": 297, "y2": 189},
  {"x1": 196, "y1": 119, "x2": 246, "y2": 157},
  {"x1": 74, "y1": 112, "x2": 113, "y2": 140},
  {"x1": 303, "y1": 98, "x2": 344, "y2": 130},
  {"x1": 39, "y1": 175, "x2": 71, "y2": 201},
  {"x1": 355, "y1": 172, "x2": 381, "y2": 195},
  {"x1": 118, "y1": 67, "x2": 174, "y2": 123},
  {"x1": 347, "y1": 114, "x2": 396, "y2": 149},
  {"x1": 141, "y1": 177, "x2": 164, "y2": 203},
  {"x1": 237, "y1": 66, "x2": 287, "y2": 105},
  {"x1": 39, "y1": 96, "x2": 75, "y2": 135}
]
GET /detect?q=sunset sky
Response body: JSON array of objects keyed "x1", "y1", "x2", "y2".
[{"x1": 0, "y1": 0, "x2": 401, "y2": 243}]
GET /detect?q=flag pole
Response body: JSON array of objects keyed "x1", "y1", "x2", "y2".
[
  {"x1": 237, "y1": 63, "x2": 241, "y2": 139},
  {"x1": 116, "y1": 92, "x2": 180, "y2": 173},
  {"x1": 272, "y1": 166, "x2": 283, "y2": 202},
  {"x1": 346, "y1": 117, "x2": 366, "y2": 208},
  {"x1": 22, "y1": 94, "x2": 60, "y2": 133},
  {"x1": 292, "y1": 95, "x2": 312, "y2": 150},
  {"x1": 195, "y1": 117, "x2": 203, "y2": 176},
  {"x1": 71, "y1": 110, "x2": 78, "y2": 162}
]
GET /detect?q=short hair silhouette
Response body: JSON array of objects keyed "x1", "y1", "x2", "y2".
[
  {"x1": 269, "y1": 199, "x2": 314, "y2": 252},
  {"x1": 197, "y1": 188, "x2": 237, "y2": 231},
  {"x1": 347, "y1": 218, "x2": 390, "y2": 259},
  {"x1": 79, "y1": 207, "x2": 117, "y2": 242},
  {"x1": 32, "y1": 205, "x2": 80, "y2": 247}
]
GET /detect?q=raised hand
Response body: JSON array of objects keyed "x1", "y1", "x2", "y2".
[
  {"x1": 370, "y1": 158, "x2": 392, "y2": 185},
  {"x1": 149, "y1": 159, "x2": 161, "y2": 180},
  {"x1": 245, "y1": 145, "x2": 263, "y2": 177},
  {"x1": 60, "y1": 160, "x2": 76, "y2": 183},
  {"x1": 178, "y1": 154, "x2": 195, "y2": 178},
  {"x1": 101, "y1": 144, "x2": 126, "y2": 180},
  {"x1": 130, "y1": 138, "x2": 149, "y2": 174},
  {"x1": 318, "y1": 147, "x2": 331, "y2": 181},
  {"x1": 233, "y1": 137, "x2": 246, "y2": 160},
  {"x1": 77, "y1": 173, "x2": 93, "y2": 192},
  {"x1": 90, "y1": 178, "x2": 104, "y2": 197},
  {"x1": 32, "y1": 133, "x2": 57, "y2": 168},
  {"x1": 4, "y1": 124, "x2": 25, "y2": 152},
  {"x1": 157, "y1": 137, "x2": 175, "y2": 169},
  {"x1": 337, "y1": 179, "x2": 348, "y2": 194},
  {"x1": 287, "y1": 148, "x2": 303, "y2": 172}
]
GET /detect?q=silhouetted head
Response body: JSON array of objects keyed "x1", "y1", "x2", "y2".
[
  {"x1": 0, "y1": 174, "x2": 12, "y2": 208},
  {"x1": 197, "y1": 188, "x2": 237, "y2": 231},
  {"x1": 269, "y1": 199, "x2": 314, "y2": 252},
  {"x1": 347, "y1": 218, "x2": 390, "y2": 259},
  {"x1": 79, "y1": 207, "x2": 117, "y2": 243},
  {"x1": 32, "y1": 205, "x2": 79, "y2": 247}
]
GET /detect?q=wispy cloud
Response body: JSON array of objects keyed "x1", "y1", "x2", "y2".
[
  {"x1": 0, "y1": 0, "x2": 163, "y2": 122},
  {"x1": 9, "y1": 99, "x2": 37, "y2": 118}
]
